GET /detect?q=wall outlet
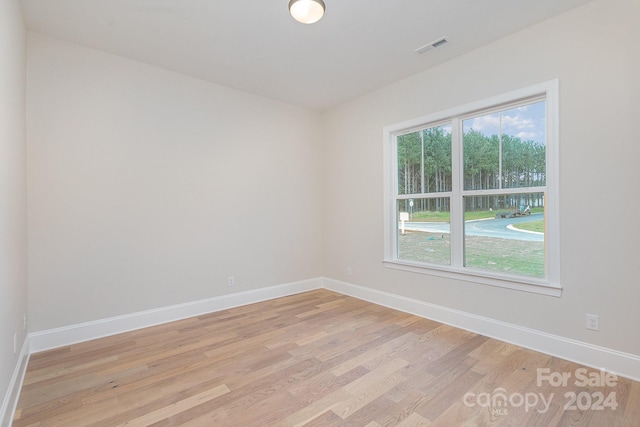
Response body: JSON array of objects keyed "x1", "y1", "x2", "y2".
[
  {"x1": 228, "y1": 276, "x2": 235, "y2": 287},
  {"x1": 13, "y1": 333, "x2": 17, "y2": 354},
  {"x1": 586, "y1": 314, "x2": 599, "y2": 331},
  {"x1": 23, "y1": 313, "x2": 28, "y2": 330},
  {"x1": 347, "y1": 267, "x2": 352, "y2": 276}
]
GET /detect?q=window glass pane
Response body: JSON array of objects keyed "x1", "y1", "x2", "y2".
[
  {"x1": 423, "y1": 125, "x2": 452, "y2": 193},
  {"x1": 397, "y1": 132, "x2": 421, "y2": 195},
  {"x1": 463, "y1": 101, "x2": 546, "y2": 190},
  {"x1": 463, "y1": 113, "x2": 500, "y2": 190},
  {"x1": 463, "y1": 193, "x2": 545, "y2": 278},
  {"x1": 397, "y1": 125, "x2": 452, "y2": 195},
  {"x1": 397, "y1": 198, "x2": 450, "y2": 265}
]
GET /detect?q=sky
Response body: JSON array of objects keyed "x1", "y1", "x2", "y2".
[{"x1": 463, "y1": 100, "x2": 546, "y2": 145}]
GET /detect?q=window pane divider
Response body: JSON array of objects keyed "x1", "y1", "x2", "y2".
[
  {"x1": 395, "y1": 192, "x2": 452, "y2": 199},
  {"x1": 451, "y1": 117, "x2": 464, "y2": 268},
  {"x1": 461, "y1": 187, "x2": 546, "y2": 197}
]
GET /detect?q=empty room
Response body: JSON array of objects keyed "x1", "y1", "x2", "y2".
[{"x1": 1, "y1": 0, "x2": 639, "y2": 425}]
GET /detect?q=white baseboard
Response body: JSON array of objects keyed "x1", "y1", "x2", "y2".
[
  {"x1": 324, "y1": 278, "x2": 640, "y2": 382},
  {"x1": 9, "y1": 275, "x2": 639, "y2": 427},
  {"x1": 0, "y1": 336, "x2": 30, "y2": 427},
  {"x1": 29, "y1": 278, "x2": 323, "y2": 354}
]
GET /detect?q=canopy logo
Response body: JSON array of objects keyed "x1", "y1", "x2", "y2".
[
  {"x1": 462, "y1": 368, "x2": 619, "y2": 416},
  {"x1": 463, "y1": 388, "x2": 553, "y2": 416}
]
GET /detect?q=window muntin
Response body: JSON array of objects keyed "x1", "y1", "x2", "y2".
[{"x1": 384, "y1": 81, "x2": 560, "y2": 294}]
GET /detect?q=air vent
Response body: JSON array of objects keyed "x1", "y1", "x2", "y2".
[{"x1": 414, "y1": 37, "x2": 449, "y2": 55}]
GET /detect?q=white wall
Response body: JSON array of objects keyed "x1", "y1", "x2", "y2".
[
  {"x1": 0, "y1": 0, "x2": 27, "y2": 415},
  {"x1": 27, "y1": 33, "x2": 323, "y2": 331},
  {"x1": 22, "y1": 0, "x2": 640, "y2": 364},
  {"x1": 323, "y1": 0, "x2": 640, "y2": 356}
]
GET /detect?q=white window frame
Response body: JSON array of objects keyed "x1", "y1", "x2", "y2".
[{"x1": 383, "y1": 80, "x2": 561, "y2": 297}]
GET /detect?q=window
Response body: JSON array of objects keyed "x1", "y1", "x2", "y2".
[{"x1": 383, "y1": 81, "x2": 560, "y2": 296}]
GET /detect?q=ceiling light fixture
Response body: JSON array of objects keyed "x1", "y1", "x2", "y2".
[{"x1": 289, "y1": 0, "x2": 325, "y2": 24}]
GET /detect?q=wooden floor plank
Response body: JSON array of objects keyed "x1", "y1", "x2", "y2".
[
  {"x1": 331, "y1": 358, "x2": 409, "y2": 419},
  {"x1": 115, "y1": 384, "x2": 230, "y2": 426},
  {"x1": 12, "y1": 290, "x2": 640, "y2": 426}
]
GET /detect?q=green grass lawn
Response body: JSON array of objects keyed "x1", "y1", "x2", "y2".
[
  {"x1": 511, "y1": 220, "x2": 544, "y2": 233},
  {"x1": 400, "y1": 208, "x2": 545, "y2": 277},
  {"x1": 464, "y1": 235, "x2": 544, "y2": 277},
  {"x1": 410, "y1": 211, "x2": 451, "y2": 222},
  {"x1": 408, "y1": 208, "x2": 544, "y2": 222},
  {"x1": 398, "y1": 231, "x2": 544, "y2": 277}
]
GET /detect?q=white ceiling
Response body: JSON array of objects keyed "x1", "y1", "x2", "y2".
[{"x1": 21, "y1": 0, "x2": 593, "y2": 111}]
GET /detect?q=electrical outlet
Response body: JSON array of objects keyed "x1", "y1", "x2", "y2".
[
  {"x1": 23, "y1": 313, "x2": 28, "y2": 330},
  {"x1": 13, "y1": 333, "x2": 17, "y2": 354},
  {"x1": 228, "y1": 276, "x2": 235, "y2": 287},
  {"x1": 586, "y1": 314, "x2": 599, "y2": 331},
  {"x1": 346, "y1": 267, "x2": 352, "y2": 276}
]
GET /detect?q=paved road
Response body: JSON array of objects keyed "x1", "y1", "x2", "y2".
[{"x1": 403, "y1": 213, "x2": 544, "y2": 242}]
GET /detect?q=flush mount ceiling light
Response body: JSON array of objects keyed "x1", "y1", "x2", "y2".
[{"x1": 289, "y1": 0, "x2": 325, "y2": 24}]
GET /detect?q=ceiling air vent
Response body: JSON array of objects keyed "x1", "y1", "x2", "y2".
[{"x1": 414, "y1": 37, "x2": 449, "y2": 55}]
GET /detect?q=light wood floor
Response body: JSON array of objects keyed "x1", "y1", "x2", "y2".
[{"x1": 13, "y1": 289, "x2": 640, "y2": 426}]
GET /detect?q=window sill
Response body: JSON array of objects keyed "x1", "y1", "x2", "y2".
[{"x1": 382, "y1": 260, "x2": 562, "y2": 297}]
